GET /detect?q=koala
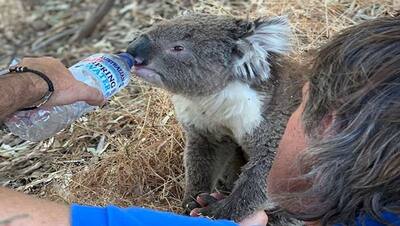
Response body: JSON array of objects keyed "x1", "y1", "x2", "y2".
[{"x1": 127, "y1": 13, "x2": 303, "y2": 225}]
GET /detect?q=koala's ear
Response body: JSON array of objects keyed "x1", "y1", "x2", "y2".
[{"x1": 233, "y1": 16, "x2": 292, "y2": 82}]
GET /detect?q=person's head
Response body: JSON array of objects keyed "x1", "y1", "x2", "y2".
[{"x1": 268, "y1": 16, "x2": 400, "y2": 225}]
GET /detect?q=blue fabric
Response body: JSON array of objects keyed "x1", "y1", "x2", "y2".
[
  {"x1": 355, "y1": 211, "x2": 400, "y2": 226},
  {"x1": 71, "y1": 204, "x2": 238, "y2": 226},
  {"x1": 71, "y1": 204, "x2": 399, "y2": 226},
  {"x1": 334, "y1": 211, "x2": 400, "y2": 226}
]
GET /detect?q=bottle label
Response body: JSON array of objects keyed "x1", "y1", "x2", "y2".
[{"x1": 72, "y1": 55, "x2": 129, "y2": 98}]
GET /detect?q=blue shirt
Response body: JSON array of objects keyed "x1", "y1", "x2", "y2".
[
  {"x1": 71, "y1": 204, "x2": 400, "y2": 226},
  {"x1": 354, "y1": 211, "x2": 400, "y2": 226},
  {"x1": 71, "y1": 204, "x2": 237, "y2": 226}
]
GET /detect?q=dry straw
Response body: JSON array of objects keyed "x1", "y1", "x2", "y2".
[{"x1": 0, "y1": 0, "x2": 395, "y2": 212}]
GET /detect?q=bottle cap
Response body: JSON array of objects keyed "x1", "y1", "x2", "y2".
[{"x1": 117, "y1": 52, "x2": 134, "y2": 68}]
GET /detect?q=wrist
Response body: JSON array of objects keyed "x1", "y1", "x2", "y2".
[{"x1": 12, "y1": 72, "x2": 48, "y2": 109}]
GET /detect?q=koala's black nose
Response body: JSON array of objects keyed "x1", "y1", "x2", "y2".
[{"x1": 127, "y1": 35, "x2": 151, "y2": 66}]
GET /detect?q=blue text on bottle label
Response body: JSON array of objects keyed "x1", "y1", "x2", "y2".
[{"x1": 77, "y1": 56, "x2": 129, "y2": 98}]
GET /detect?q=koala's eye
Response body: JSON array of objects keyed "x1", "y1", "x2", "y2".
[{"x1": 172, "y1": 45, "x2": 184, "y2": 52}]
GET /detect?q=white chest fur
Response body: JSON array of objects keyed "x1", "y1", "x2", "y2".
[{"x1": 172, "y1": 81, "x2": 264, "y2": 142}]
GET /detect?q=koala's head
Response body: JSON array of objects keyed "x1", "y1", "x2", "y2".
[{"x1": 127, "y1": 13, "x2": 291, "y2": 96}]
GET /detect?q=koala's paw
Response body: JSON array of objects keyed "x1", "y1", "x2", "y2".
[
  {"x1": 183, "y1": 192, "x2": 222, "y2": 215},
  {"x1": 190, "y1": 193, "x2": 303, "y2": 226},
  {"x1": 182, "y1": 192, "x2": 207, "y2": 214},
  {"x1": 191, "y1": 193, "x2": 251, "y2": 222},
  {"x1": 197, "y1": 199, "x2": 241, "y2": 221}
]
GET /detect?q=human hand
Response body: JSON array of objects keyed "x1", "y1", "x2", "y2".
[
  {"x1": 19, "y1": 57, "x2": 106, "y2": 107},
  {"x1": 239, "y1": 211, "x2": 268, "y2": 226}
]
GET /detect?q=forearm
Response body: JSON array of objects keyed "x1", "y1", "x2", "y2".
[
  {"x1": 0, "y1": 73, "x2": 46, "y2": 121},
  {"x1": 0, "y1": 187, "x2": 69, "y2": 226}
]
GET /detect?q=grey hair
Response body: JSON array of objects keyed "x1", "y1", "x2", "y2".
[{"x1": 274, "y1": 16, "x2": 400, "y2": 226}]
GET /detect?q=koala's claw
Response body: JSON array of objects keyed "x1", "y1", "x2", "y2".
[
  {"x1": 196, "y1": 199, "x2": 235, "y2": 220},
  {"x1": 184, "y1": 200, "x2": 200, "y2": 214},
  {"x1": 182, "y1": 193, "x2": 203, "y2": 214},
  {"x1": 183, "y1": 192, "x2": 221, "y2": 215}
]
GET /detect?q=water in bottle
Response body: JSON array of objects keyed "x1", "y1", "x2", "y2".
[{"x1": 5, "y1": 52, "x2": 134, "y2": 142}]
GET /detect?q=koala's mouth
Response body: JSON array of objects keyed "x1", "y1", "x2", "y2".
[{"x1": 133, "y1": 67, "x2": 164, "y2": 87}]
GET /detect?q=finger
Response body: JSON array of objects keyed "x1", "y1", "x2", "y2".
[
  {"x1": 197, "y1": 193, "x2": 218, "y2": 207},
  {"x1": 239, "y1": 211, "x2": 268, "y2": 226},
  {"x1": 190, "y1": 208, "x2": 202, "y2": 217},
  {"x1": 210, "y1": 192, "x2": 225, "y2": 201},
  {"x1": 76, "y1": 83, "x2": 106, "y2": 106}
]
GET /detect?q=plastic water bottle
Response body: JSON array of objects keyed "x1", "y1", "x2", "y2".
[{"x1": 5, "y1": 53, "x2": 134, "y2": 142}]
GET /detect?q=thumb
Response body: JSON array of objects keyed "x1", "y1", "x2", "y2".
[{"x1": 76, "y1": 83, "x2": 106, "y2": 106}]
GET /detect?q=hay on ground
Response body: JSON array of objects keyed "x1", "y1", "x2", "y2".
[{"x1": 0, "y1": 0, "x2": 395, "y2": 212}]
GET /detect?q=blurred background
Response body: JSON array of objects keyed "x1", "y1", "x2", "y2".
[{"x1": 0, "y1": 0, "x2": 397, "y2": 212}]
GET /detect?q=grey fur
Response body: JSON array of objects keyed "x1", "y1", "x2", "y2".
[
  {"x1": 127, "y1": 13, "x2": 304, "y2": 225},
  {"x1": 233, "y1": 16, "x2": 291, "y2": 83}
]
